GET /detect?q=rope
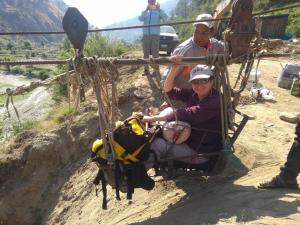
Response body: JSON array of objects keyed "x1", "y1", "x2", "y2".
[
  {"x1": 233, "y1": 61, "x2": 246, "y2": 89},
  {"x1": 214, "y1": 55, "x2": 235, "y2": 150},
  {"x1": 5, "y1": 88, "x2": 20, "y2": 122},
  {"x1": 79, "y1": 57, "x2": 120, "y2": 163}
]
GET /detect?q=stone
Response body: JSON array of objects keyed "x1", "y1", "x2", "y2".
[{"x1": 133, "y1": 87, "x2": 152, "y2": 99}]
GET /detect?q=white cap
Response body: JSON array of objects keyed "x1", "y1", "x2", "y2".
[
  {"x1": 193, "y1": 14, "x2": 214, "y2": 28},
  {"x1": 189, "y1": 65, "x2": 213, "y2": 82}
]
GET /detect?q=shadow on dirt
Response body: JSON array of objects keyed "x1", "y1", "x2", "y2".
[{"x1": 130, "y1": 153, "x2": 300, "y2": 225}]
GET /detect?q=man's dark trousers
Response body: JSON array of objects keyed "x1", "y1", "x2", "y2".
[{"x1": 280, "y1": 121, "x2": 300, "y2": 180}]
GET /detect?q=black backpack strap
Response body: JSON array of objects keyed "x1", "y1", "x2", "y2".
[
  {"x1": 93, "y1": 168, "x2": 108, "y2": 210},
  {"x1": 126, "y1": 167, "x2": 134, "y2": 200},
  {"x1": 114, "y1": 162, "x2": 121, "y2": 201},
  {"x1": 100, "y1": 170, "x2": 108, "y2": 209}
]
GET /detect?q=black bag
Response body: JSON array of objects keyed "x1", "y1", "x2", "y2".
[{"x1": 91, "y1": 114, "x2": 160, "y2": 209}]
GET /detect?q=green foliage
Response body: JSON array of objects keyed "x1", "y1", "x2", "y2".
[
  {"x1": 253, "y1": 1, "x2": 300, "y2": 37},
  {"x1": 25, "y1": 51, "x2": 30, "y2": 59},
  {"x1": 7, "y1": 42, "x2": 14, "y2": 51},
  {"x1": 169, "y1": 0, "x2": 220, "y2": 40},
  {"x1": 254, "y1": 0, "x2": 296, "y2": 11},
  {"x1": 23, "y1": 41, "x2": 32, "y2": 50},
  {"x1": 286, "y1": 8, "x2": 300, "y2": 37},
  {"x1": 84, "y1": 33, "x2": 128, "y2": 57},
  {"x1": 0, "y1": 56, "x2": 14, "y2": 71},
  {"x1": 12, "y1": 121, "x2": 38, "y2": 136},
  {"x1": 37, "y1": 70, "x2": 49, "y2": 80},
  {"x1": 56, "y1": 38, "x2": 74, "y2": 74},
  {"x1": 56, "y1": 34, "x2": 129, "y2": 73},
  {"x1": 62, "y1": 38, "x2": 73, "y2": 52},
  {"x1": 11, "y1": 66, "x2": 25, "y2": 74},
  {"x1": 172, "y1": 0, "x2": 300, "y2": 39},
  {"x1": 171, "y1": 17, "x2": 194, "y2": 41},
  {"x1": 29, "y1": 67, "x2": 51, "y2": 80},
  {"x1": 174, "y1": 0, "x2": 219, "y2": 19},
  {"x1": 51, "y1": 83, "x2": 68, "y2": 103}
]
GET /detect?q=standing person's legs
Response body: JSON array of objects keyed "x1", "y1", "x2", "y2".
[
  {"x1": 259, "y1": 121, "x2": 300, "y2": 189},
  {"x1": 279, "y1": 121, "x2": 300, "y2": 180},
  {"x1": 150, "y1": 35, "x2": 160, "y2": 75},
  {"x1": 142, "y1": 35, "x2": 151, "y2": 74}
]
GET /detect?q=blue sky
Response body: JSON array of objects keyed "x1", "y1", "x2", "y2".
[{"x1": 63, "y1": 0, "x2": 170, "y2": 27}]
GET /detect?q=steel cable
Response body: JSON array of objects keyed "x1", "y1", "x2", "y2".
[{"x1": 0, "y1": 4, "x2": 299, "y2": 36}]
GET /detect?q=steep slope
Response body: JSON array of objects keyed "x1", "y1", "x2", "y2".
[{"x1": 0, "y1": 0, "x2": 67, "y2": 43}]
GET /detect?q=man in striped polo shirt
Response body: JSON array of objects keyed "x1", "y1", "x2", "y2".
[
  {"x1": 163, "y1": 14, "x2": 224, "y2": 87},
  {"x1": 161, "y1": 13, "x2": 224, "y2": 108}
]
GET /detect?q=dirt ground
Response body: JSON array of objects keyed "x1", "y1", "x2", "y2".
[{"x1": 0, "y1": 57, "x2": 300, "y2": 225}]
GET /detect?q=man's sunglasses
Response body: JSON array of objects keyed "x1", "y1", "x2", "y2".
[{"x1": 191, "y1": 78, "x2": 211, "y2": 85}]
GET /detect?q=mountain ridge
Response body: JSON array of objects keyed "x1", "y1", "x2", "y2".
[{"x1": 0, "y1": 0, "x2": 67, "y2": 43}]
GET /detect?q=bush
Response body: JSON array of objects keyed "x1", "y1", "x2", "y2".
[
  {"x1": 38, "y1": 70, "x2": 49, "y2": 80},
  {"x1": 167, "y1": 17, "x2": 193, "y2": 41},
  {"x1": 51, "y1": 83, "x2": 68, "y2": 103},
  {"x1": 286, "y1": 8, "x2": 300, "y2": 37},
  {"x1": 84, "y1": 33, "x2": 129, "y2": 57},
  {"x1": 56, "y1": 34, "x2": 129, "y2": 74},
  {"x1": 12, "y1": 121, "x2": 38, "y2": 136},
  {"x1": 23, "y1": 41, "x2": 32, "y2": 50},
  {"x1": 7, "y1": 42, "x2": 14, "y2": 51},
  {"x1": 11, "y1": 66, "x2": 25, "y2": 74}
]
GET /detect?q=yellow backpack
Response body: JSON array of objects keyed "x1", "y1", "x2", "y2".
[
  {"x1": 92, "y1": 114, "x2": 157, "y2": 164},
  {"x1": 91, "y1": 113, "x2": 160, "y2": 209}
]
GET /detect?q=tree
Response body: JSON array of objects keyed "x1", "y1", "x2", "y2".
[
  {"x1": 7, "y1": 42, "x2": 14, "y2": 51},
  {"x1": 175, "y1": 0, "x2": 191, "y2": 18},
  {"x1": 23, "y1": 41, "x2": 32, "y2": 50}
]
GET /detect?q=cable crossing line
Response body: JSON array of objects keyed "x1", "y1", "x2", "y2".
[{"x1": 0, "y1": 3, "x2": 299, "y2": 36}]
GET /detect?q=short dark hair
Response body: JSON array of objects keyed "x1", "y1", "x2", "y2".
[{"x1": 148, "y1": 0, "x2": 156, "y2": 3}]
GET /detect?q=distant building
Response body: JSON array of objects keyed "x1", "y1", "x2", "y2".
[
  {"x1": 258, "y1": 14, "x2": 289, "y2": 39},
  {"x1": 216, "y1": 14, "x2": 289, "y2": 40}
]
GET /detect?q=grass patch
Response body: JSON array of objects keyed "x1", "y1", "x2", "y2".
[
  {"x1": 0, "y1": 100, "x2": 75, "y2": 155},
  {"x1": 12, "y1": 120, "x2": 39, "y2": 136},
  {"x1": 33, "y1": 101, "x2": 75, "y2": 131},
  {"x1": 0, "y1": 92, "x2": 32, "y2": 105},
  {"x1": 51, "y1": 83, "x2": 68, "y2": 103},
  {"x1": 0, "y1": 141, "x2": 13, "y2": 154}
]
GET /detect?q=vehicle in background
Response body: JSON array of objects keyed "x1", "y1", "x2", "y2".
[{"x1": 159, "y1": 25, "x2": 180, "y2": 56}]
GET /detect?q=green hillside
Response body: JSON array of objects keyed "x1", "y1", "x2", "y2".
[
  {"x1": 170, "y1": 0, "x2": 300, "y2": 40},
  {"x1": 0, "y1": 0, "x2": 67, "y2": 43}
]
